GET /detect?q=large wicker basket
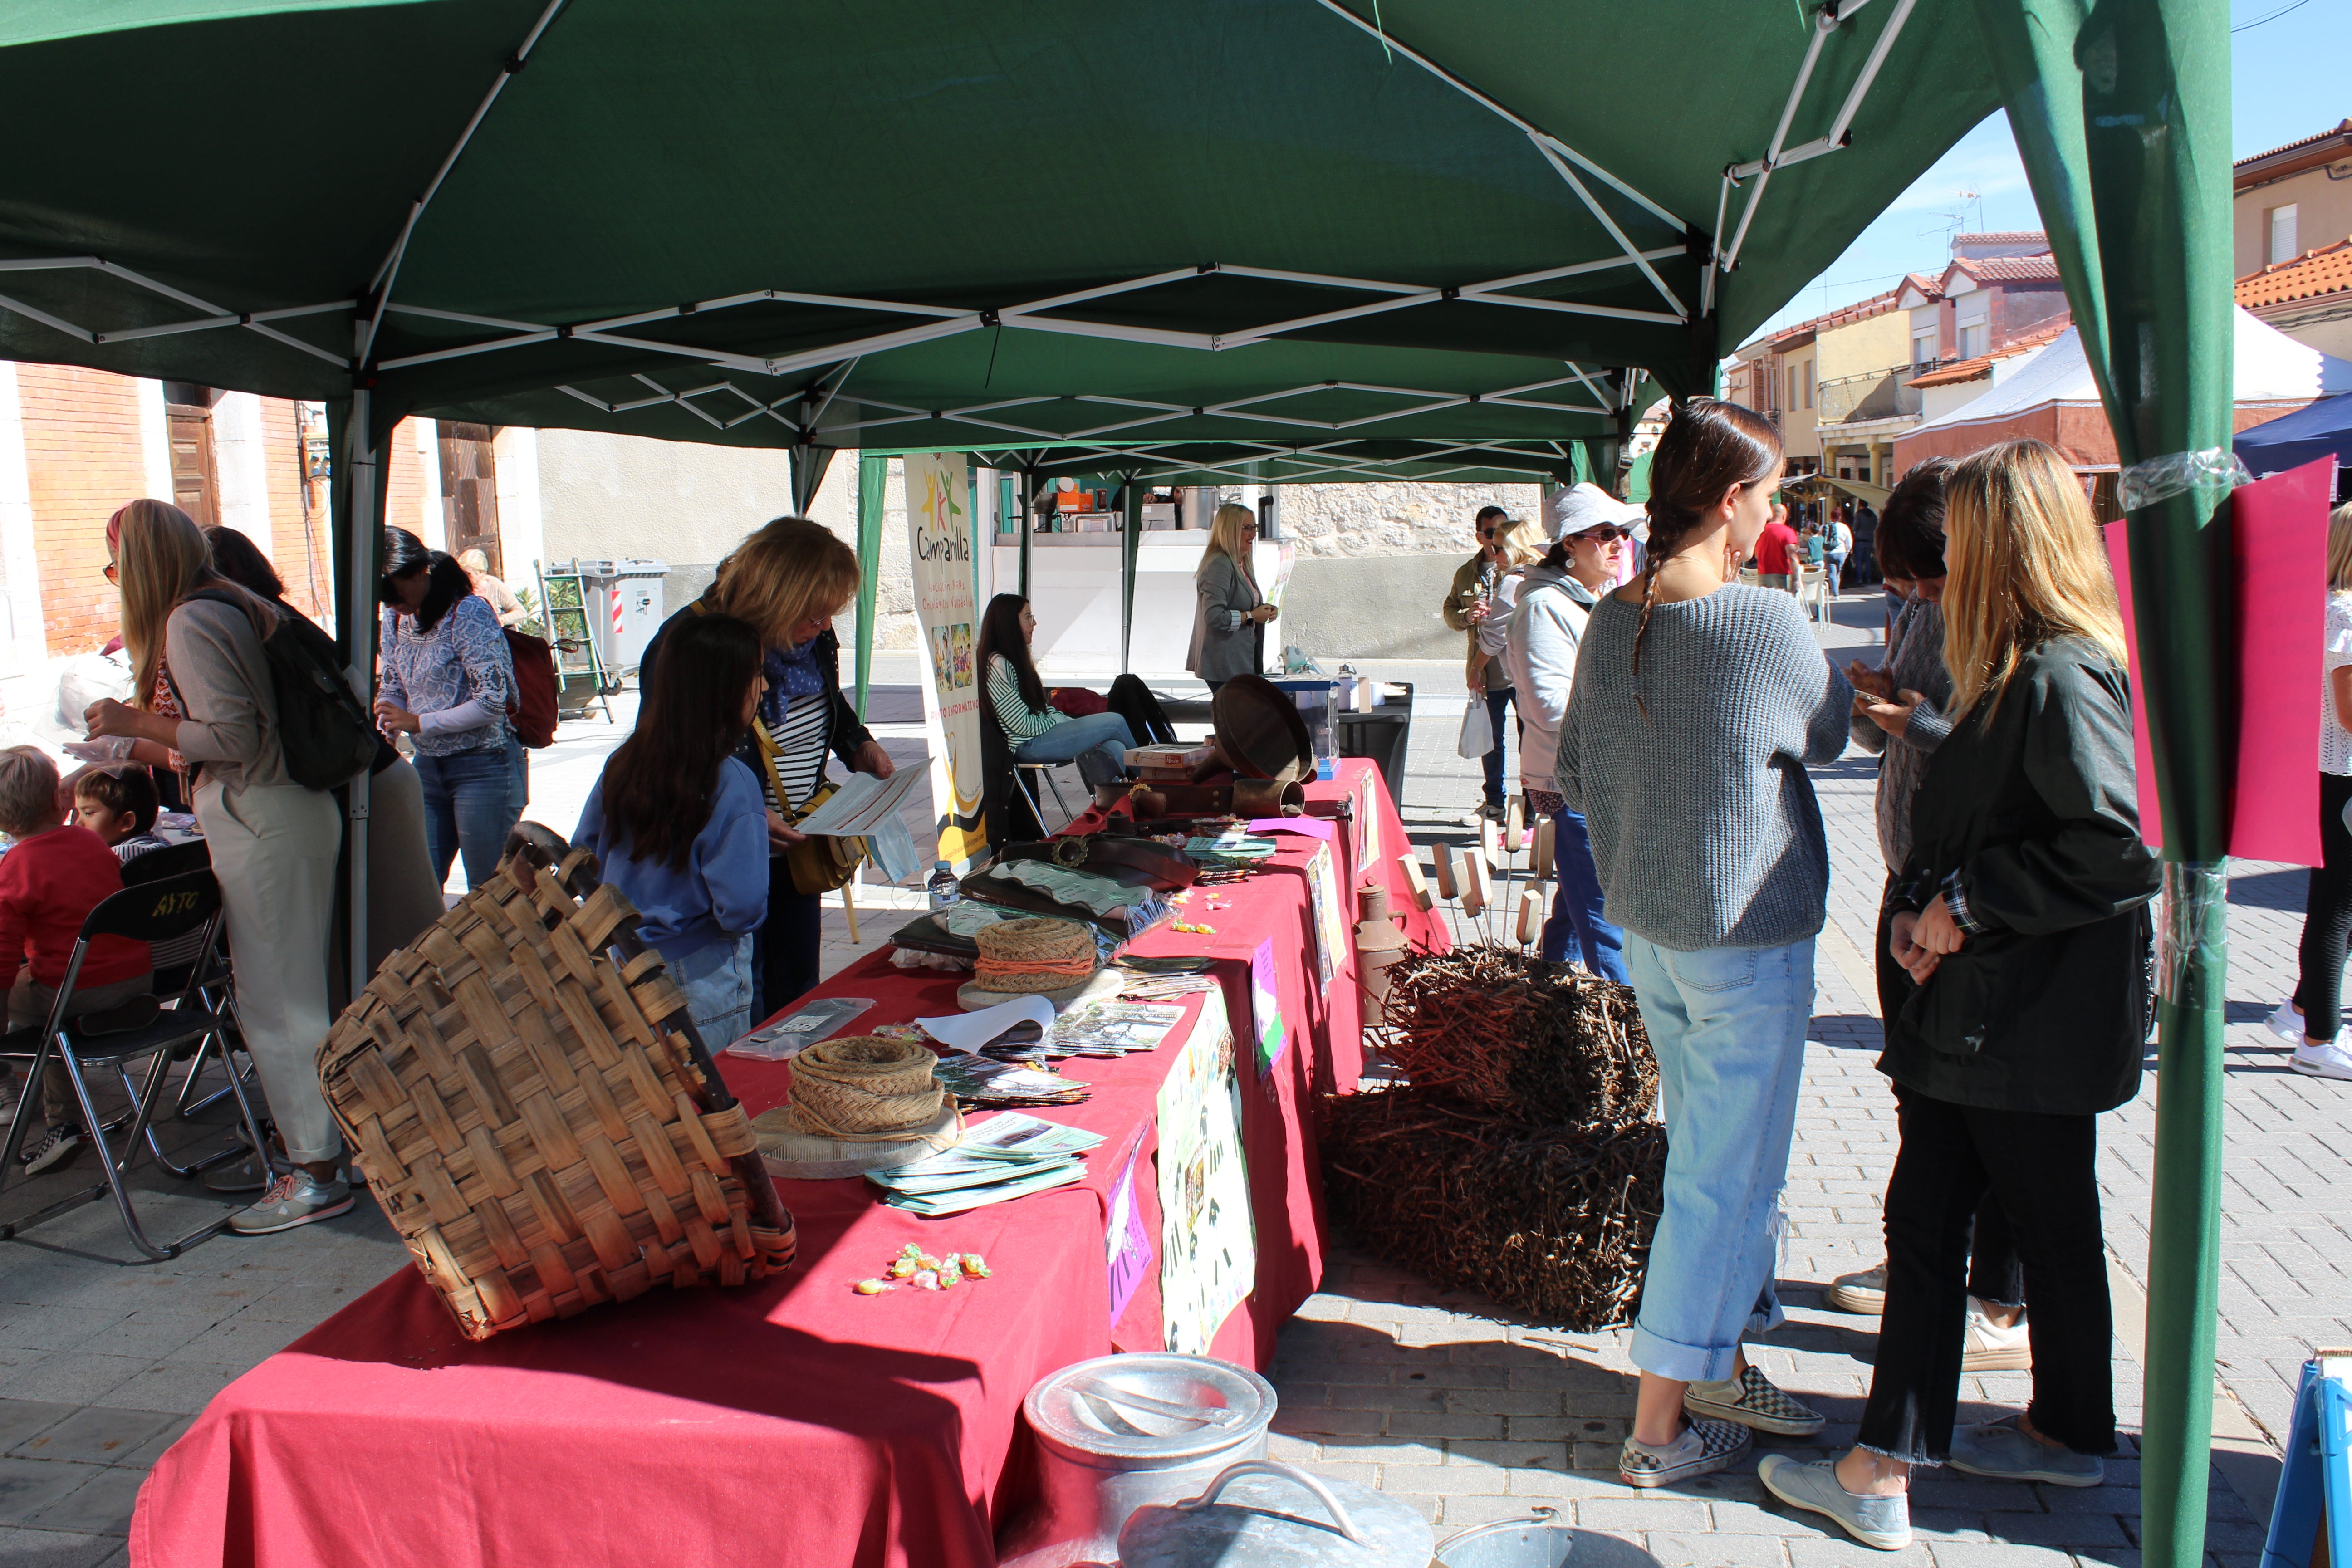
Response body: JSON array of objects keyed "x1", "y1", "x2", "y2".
[{"x1": 317, "y1": 826, "x2": 796, "y2": 1339}]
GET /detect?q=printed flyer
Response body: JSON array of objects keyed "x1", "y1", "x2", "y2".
[{"x1": 1155, "y1": 989, "x2": 1254, "y2": 1354}]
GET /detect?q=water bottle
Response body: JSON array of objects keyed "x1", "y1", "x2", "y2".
[
  {"x1": 926, "y1": 861, "x2": 960, "y2": 910},
  {"x1": 1315, "y1": 681, "x2": 1340, "y2": 781}
]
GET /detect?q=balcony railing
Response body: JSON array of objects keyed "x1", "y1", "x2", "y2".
[{"x1": 1814, "y1": 364, "x2": 1930, "y2": 425}]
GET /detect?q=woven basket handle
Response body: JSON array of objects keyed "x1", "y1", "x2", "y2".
[{"x1": 500, "y1": 823, "x2": 795, "y2": 1240}]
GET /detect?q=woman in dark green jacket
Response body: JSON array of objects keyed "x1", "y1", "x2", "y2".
[{"x1": 1759, "y1": 440, "x2": 2161, "y2": 1552}]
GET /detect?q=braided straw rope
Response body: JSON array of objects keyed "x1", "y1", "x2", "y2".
[
  {"x1": 780, "y1": 1035, "x2": 947, "y2": 1141},
  {"x1": 973, "y1": 916, "x2": 1096, "y2": 994}
]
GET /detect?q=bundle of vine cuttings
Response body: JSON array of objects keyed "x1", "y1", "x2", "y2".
[{"x1": 1320, "y1": 943, "x2": 1668, "y2": 1330}]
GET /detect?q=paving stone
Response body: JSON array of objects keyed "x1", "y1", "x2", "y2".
[
  {"x1": 0, "y1": 1357, "x2": 147, "y2": 1409},
  {"x1": 1376, "y1": 1463, "x2": 1509, "y2": 1496},
  {"x1": 80, "y1": 1360, "x2": 243, "y2": 1418},
  {"x1": 0, "y1": 1457, "x2": 101, "y2": 1526},
  {"x1": 5, "y1": 1407, "x2": 179, "y2": 1466},
  {"x1": 1645, "y1": 1532, "x2": 1797, "y2": 1566},
  {"x1": 0, "y1": 1402, "x2": 76, "y2": 1451},
  {"x1": 0, "y1": 1525, "x2": 121, "y2": 1568},
  {"x1": 22, "y1": 1465, "x2": 144, "y2": 1536},
  {"x1": 1573, "y1": 1497, "x2": 1710, "y2": 1533}
]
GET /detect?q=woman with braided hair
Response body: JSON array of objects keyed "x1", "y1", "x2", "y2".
[{"x1": 1556, "y1": 399, "x2": 1853, "y2": 1487}]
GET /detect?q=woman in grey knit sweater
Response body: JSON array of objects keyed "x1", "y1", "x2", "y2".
[{"x1": 1557, "y1": 400, "x2": 1853, "y2": 1487}]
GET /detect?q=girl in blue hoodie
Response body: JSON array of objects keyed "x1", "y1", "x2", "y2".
[{"x1": 575, "y1": 613, "x2": 770, "y2": 1046}]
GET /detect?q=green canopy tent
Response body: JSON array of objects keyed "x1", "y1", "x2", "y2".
[{"x1": 0, "y1": 3, "x2": 2236, "y2": 1559}]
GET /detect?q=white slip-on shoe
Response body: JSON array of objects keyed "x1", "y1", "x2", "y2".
[
  {"x1": 1618, "y1": 1419, "x2": 1750, "y2": 1488},
  {"x1": 1826, "y1": 1261, "x2": 1888, "y2": 1315},
  {"x1": 1759, "y1": 1454, "x2": 1912, "y2": 1550},
  {"x1": 2268, "y1": 999, "x2": 2307, "y2": 1044}
]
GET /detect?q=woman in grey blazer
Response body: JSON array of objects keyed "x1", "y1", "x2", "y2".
[{"x1": 1186, "y1": 502, "x2": 1276, "y2": 691}]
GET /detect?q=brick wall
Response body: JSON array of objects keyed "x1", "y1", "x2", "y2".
[
  {"x1": 15, "y1": 363, "x2": 147, "y2": 655},
  {"x1": 385, "y1": 417, "x2": 427, "y2": 544}
]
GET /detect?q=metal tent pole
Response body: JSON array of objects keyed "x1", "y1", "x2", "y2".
[
  {"x1": 853, "y1": 454, "x2": 885, "y2": 720},
  {"x1": 329, "y1": 392, "x2": 382, "y2": 1001},
  {"x1": 1121, "y1": 473, "x2": 1142, "y2": 674}
]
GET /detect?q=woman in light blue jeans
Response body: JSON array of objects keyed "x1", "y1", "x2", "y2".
[
  {"x1": 1556, "y1": 400, "x2": 1854, "y2": 1488},
  {"x1": 979, "y1": 595, "x2": 1135, "y2": 786}
]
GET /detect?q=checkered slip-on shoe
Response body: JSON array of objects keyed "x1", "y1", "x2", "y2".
[
  {"x1": 1684, "y1": 1366, "x2": 1826, "y2": 1436},
  {"x1": 1618, "y1": 1418, "x2": 1750, "y2": 1488}
]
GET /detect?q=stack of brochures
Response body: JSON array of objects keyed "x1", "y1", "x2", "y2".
[
  {"x1": 1053, "y1": 1001, "x2": 1186, "y2": 1058},
  {"x1": 867, "y1": 1113, "x2": 1105, "y2": 1216}
]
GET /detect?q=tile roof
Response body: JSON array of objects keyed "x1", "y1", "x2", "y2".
[
  {"x1": 1769, "y1": 283, "x2": 1905, "y2": 345},
  {"x1": 2236, "y1": 119, "x2": 2352, "y2": 172},
  {"x1": 1905, "y1": 319, "x2": 2072, "y2": 388},
  {"x1": 1946, "y1": 254, "x2": 2063, "y2": 285},
  {"x1": 2237, "y1": 236, "x2": 2352, "y2": 311},
  {"x1": 1950, "y1": 231, "x2": 2048, "y2": 245}
]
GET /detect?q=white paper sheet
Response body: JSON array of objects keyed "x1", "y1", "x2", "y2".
[{"x1": 917, "y1": 993, "x2": 1057, "y2": 1054}]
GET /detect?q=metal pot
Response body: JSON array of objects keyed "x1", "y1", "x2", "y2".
[
  {"x1": 1116, "y1": 1460, "x2": 1433, "y2": 1568},
  {"x1": 1229, "y1": 778, "x2": 1305, "y2": 818},
  {"x1": 996, "y1": 1354, "x2": 1275, "y2": 1568},
  {"x1": 1434, "y1": 1508, "x2": 1663, "y2": 1567}
]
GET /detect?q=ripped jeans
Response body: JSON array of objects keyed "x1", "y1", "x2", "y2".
[{"x1": 1623, "y1": 933, "x2": 1815, "y2": 1382}]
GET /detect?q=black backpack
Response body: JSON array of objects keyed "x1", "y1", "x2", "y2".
[{"x1": 184, "y1": 589, "x2": 377, "y2": 791}]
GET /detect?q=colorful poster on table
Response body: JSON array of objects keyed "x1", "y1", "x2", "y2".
[
  {"x1": 1303, "y1": 843, "x2": 1346, "y2": 997},
  {"x1": 1105, "y1": 1139, "x2": 1155, "y2": 1324},
  {"x1": 1248, "y1": 937, "x2": 1284, "y2": 1073},
  {"x1": 1155, "y1": 988, "x2": 1254, "y2": 1354},
  {"x1": 906, "y1": 451, "x2": 986, "y2": 867}
]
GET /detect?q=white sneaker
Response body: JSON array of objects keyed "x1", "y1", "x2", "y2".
[
  {"x1": 2267, "y1": 999, "x2": 2307, "y2": 1043},
  {"x1": 2292, "y1": 1041, "x2": 2352, "y2": 1082},
  {"x1": 1960, "y1": 1299, "x2": 2032, "y2": 1372}
]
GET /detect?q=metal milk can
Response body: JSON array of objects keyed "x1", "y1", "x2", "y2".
[{"x1": 997, "y1": 1353, "x2": 1276, "y2": 1568}]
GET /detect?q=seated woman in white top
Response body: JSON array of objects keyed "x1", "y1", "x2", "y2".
[{"x1": 976, "y1": 593, "x2": 1134, "y2": 786}]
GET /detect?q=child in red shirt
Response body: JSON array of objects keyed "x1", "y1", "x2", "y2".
[{"x1": 0, "y1": 747, "x2": 152, "y2": 1175}]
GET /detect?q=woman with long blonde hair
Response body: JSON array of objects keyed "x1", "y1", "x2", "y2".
[
  {"x1": 1759, "y1": 439, "x2": 2160, "y2": 1549},
  {"x1": 636, "y1": 515, "x2": 888, "y2": 1018},
  {"x1": 1186, "y1": 501, "x2": 1275, "y2": 692},
  {"x1": 82, "y1": 499, "x2": 353, "y2": 1235},
  {"x1": 2264, "y1": 500, "x2": 2352, "y2": 1080}
]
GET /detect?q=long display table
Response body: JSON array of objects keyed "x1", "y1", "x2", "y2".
[{"x1": 132, "y1": 760, "x2": 1440, "y2": 1568}]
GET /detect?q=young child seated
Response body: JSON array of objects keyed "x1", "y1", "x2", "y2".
[
  {"x1": 72, "y1": 765, "x2": 170, "y2": 865},
  {"x1": 0, "y1": 747, "x2": 154, "y2": 1175}
]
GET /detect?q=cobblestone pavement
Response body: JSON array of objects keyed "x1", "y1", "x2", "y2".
[{"x1": 2, "y1": 609, "x2": 2342, "y2": 1566}]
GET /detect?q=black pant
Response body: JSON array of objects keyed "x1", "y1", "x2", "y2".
[
  {"x1": 2293, "y1": 771, "x2": 2352, "y2": 1043},
  {"x1": 1481, "y1": 686, "x2": 1516, "y2": 806},
  {"x1": 750, "y1": 862, "x2": 824, "y2": 1024},
  {"x1": 1858, "y1": 1087, "x2": 2113, "y2": 1464},
  {"x1": 1876, "y1": 879, "x2": 2024, "y2": 1309}
]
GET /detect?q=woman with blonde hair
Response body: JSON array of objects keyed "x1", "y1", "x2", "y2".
[
  {"x1": 81, "y1": 499, "x2": 353, "y2": 1235},
  {"x1": 1759, "y1": 440, "x2": 2161, "y2": 1550},
  {"x1": 2265, "y1": 500, "x2": 2352, "y2": 1080},
  {"x1": 1186, "y1": 502, "x2": 1276, "y2": 693},
  {"x1": 637, "y1": 515, "x2": 890, "y2": 1019}
]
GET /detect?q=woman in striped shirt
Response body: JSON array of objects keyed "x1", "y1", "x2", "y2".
[
  {"x1": 638, "y1": 518, "x2": 887, "y2": 1018},
  {"x1": 976, "y1": 594, "x2": 1134, "y2": 786}
]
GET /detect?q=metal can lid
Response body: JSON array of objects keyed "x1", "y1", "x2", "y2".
[{"x1": 1024, "y1": 1352, "x2": 1275, "y2": 1465}]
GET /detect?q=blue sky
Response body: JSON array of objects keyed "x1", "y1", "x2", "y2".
[{"x1": 1750, "y1": 0, "x2": 2349, "y2": 339}]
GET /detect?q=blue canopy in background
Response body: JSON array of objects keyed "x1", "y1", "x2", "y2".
[{"x1": 2237, "y1": 389, "x2": 2352, "y2": 481}]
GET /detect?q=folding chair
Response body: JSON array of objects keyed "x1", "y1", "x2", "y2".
[
  {"x1": 118, "y1": 840, "x2": 248, "y2": 1121},
  {"x1": 1014, "y1": 760, "x2": 1078, "y2": 832},
  {"x1": 0, "y1": 869, "x2": 264, "y2": 1259}
]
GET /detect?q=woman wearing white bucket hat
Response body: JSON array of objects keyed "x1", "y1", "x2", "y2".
[{"x1": 1506, "y1": 484, "x2": 1645, "y2": 980}]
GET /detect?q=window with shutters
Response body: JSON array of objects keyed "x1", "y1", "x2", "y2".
[{"x1": 2269, "y1": 203, "x2": 2299, "y2": 265}]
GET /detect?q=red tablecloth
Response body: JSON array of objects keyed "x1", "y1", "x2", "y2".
[{"x1": 132, "y1": 760, "x2": 1440, "y2": 1568}]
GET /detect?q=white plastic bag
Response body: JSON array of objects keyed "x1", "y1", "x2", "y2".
[{"x1": 1457, "y1": 699, "x2": 1494, "y2": 759}]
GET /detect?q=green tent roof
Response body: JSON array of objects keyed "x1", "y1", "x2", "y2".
[{"x1": 0, "y1": 0, "x2": 2003, "y2": 459}]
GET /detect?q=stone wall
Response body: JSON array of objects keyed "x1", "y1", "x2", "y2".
[{"x1": 1263, "y1": 481, "x2": 1541, "y2": 559}]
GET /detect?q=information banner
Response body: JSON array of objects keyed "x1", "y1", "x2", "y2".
[
  {"x1": 1156, "y1": 988, "x2": 1254, "y2": 1355},
  {"x1": 906, "y1": 451, "x2": 986, "y2": 866}
]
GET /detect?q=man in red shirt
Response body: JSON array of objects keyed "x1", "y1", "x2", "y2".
[
  {"x1": 1752, "y1": 509, "x2": 1802, "y2": 593},
  {"x1": 0, "y1": 747, "x2": 152, "y2": 1175}
]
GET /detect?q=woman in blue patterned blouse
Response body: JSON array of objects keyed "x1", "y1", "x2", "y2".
[{"x1": 374, "y1": 528, "x2": 520, "y2": 891}]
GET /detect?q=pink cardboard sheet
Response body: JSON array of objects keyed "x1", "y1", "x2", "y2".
[{"x1": 2102, "y1": 456, "x2": 2332, "y2": 865}]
